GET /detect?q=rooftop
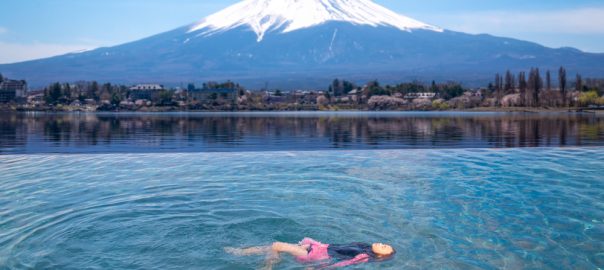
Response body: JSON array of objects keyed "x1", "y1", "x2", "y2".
[
  {"x1": 0, "y1": 80, "x2": 27, "y2": 91},
  {"x1": 130, "y1": 84, "x2": 164, "y2": 90}
]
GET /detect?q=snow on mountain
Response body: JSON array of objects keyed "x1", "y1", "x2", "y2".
[
  {"x1": 189, "y1": 0, "x2": 442, "y2": 42},
  {"x1": 2, "y1": 0, "x2": 603, "y2": 88}
]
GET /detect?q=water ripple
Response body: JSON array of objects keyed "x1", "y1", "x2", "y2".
[{"x1": 0, "y1": 148, "x2": 603, "y2": 269}]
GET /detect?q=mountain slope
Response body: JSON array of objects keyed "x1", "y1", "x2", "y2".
[{"x1": 1, "y1": 0, "x2": 603, "y2": 89}]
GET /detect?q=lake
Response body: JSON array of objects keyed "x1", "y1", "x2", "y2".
[
  {"x1": 1, "y1": 112, "x2": 604, "y2": 153},
  {"x1": 0, "y1": 112, "x2": 603, "y2": 269}
]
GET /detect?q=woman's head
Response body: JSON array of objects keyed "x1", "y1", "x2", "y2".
[{"x1": 371, "y1": 243, "x2": 395, "y2": 257}]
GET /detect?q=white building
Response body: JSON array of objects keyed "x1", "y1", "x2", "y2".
[
  {"x1": 0, "y1": 80, "x2": 28, "y2": 102},
  {"x1": 129, "y1": 84, "x2": 164, "y2": 100},
  {"x1": 129, "y1": 84, "x2": 164, "y2": 91},
  {"x1": 404, "y1": 92, "x2": 436, "y2": 99}
]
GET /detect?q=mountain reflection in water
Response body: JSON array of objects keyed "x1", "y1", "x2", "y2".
[{"x1": 1, "y1": 112, "x2": 603, "y2": 154}]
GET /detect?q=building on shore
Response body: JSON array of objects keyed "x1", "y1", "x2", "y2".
[
  {"x1": 129, "y1": 84, "x2": 164, "y2": 100},
  {"x1": 403, "y1": 92, "x2": 436, "y2": 100},
  {"x1": 0, "y1": 79, "x2": 28, "y2": 103}
]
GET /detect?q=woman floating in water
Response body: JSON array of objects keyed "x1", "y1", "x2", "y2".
[{"x1": 225, "y1": 237, "x2": 395, "y2": 269}]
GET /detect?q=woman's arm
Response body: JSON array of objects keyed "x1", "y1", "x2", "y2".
[{"x1": 323, "y1": 253, "x2": 370, "y2": 269}]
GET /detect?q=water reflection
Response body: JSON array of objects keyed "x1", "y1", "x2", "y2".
[{"x1": 1, "y1": 112, "x2": 603, "y2": 153}]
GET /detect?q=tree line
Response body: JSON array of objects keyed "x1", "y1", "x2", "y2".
[
  {"x1": 327, "y1": 79, "x2": 465, "y2": 100},
  {"x1": 44, "y1": 82, "x2": 131, "y2": 105},
  {"x1": 490, "y1": 67, "x2": 603, "y2": 107}
]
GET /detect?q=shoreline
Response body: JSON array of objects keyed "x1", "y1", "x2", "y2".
[{"x1": 2, "y1": 105, "x2": 601, "y2": 115}]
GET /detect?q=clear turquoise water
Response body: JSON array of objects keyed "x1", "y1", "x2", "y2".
[{"x1": 1, "y1": 148, "x2": 603, "y2": 269}]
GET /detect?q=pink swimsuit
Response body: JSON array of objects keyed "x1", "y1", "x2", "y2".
[
  {"x1": 296, "y1": 237, "x2": 331, "y2": 263},
  {"x1": 295, "y1": 238, "x2": 371, "y2": 268}
]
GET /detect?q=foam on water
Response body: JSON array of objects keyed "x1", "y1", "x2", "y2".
[{"x1": 0, "y1": 148, "x2": 603, "y2": 269}]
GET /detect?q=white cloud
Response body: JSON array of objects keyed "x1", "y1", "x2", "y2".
[
  {"x1": 428, "y1": 7, "x2": 604, "y2": 35},
  {"x1": 0, "y1": 42, "x2": 98, "y2": 64},
  {"x1": 415, "y1": 7, "x2": 604, "y2": 52}
]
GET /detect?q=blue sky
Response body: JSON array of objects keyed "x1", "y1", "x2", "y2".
[{"x1": 1, "y1": 0, "x2": 603, "y2": 64}]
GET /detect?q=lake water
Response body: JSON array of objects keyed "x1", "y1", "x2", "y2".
[
  {"x1": 0, "y1": 112, "x2": 603, "y2": 269},
  {"x1": 1, "y1": 112, "x2": 604, "y2": 153}
]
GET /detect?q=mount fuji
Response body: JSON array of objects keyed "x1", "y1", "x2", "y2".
[{"x1": 1, "y1": 0, "x2": 603, "y2": 88}]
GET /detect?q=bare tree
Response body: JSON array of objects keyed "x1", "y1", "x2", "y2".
[
  {"x1": 527, "y1": 68, "x2": 542, "y2": 107},
  {"x1": 576, "y1": 74, "x2": 583, "y2": 92},
  {"x1": 518, "y1": 71, "x2": 527, "y2": 106},
  {"x1": 546, "y1": 70, "x2": 551, "y2": 91},
  {"x1": 504, "y1": 70, "x2": 515, "y2": 94},
  {"x1": 495, "y1": 73, "x2": 502, "y2": 106},
  {"x1": 559, "y1": 67, "x2": 567, "y2": 106},
  {"x1": 535, "y1": 68, "x2": 543, "y2": 107}
]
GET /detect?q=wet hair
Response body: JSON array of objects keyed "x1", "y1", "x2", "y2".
[{"x1": 373, "y1": 245, "x2": 396, "y2": 262}]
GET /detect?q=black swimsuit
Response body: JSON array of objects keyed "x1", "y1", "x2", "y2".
[{"x1": 327, "y1": 242, "x2": 375, "y2": 261}]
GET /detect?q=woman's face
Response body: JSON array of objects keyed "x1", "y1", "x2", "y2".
[{"x1": 371, "y1": 243, "x2": 394, "y2": 256}]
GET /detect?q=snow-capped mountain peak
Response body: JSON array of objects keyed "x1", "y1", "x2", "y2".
[{"x1": 189, "y1": 0, "x2": 442, "y2": 42}]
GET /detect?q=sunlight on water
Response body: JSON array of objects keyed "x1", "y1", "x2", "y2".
[{"x1": 1, "y1": 148, "x2": 603, "y2": 269}]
